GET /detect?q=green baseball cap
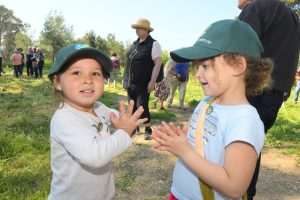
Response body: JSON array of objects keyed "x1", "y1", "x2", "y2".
[
  {"x1": 170, "y1": 19, "x2": 263, "y2": 62},
  {"x1": 48, "y1": 43, "x2": 113, "y2": 79}
]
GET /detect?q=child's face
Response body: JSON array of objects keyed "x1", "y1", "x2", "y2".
[
  {"x1": 54, "y1": 58, "x2": 105, "y2": 112},
  {"x1": 196, "y1": 55, "x2": 239, "y2": 100}
]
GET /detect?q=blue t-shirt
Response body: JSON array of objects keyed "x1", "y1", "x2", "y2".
[
  {"x1": 171, "y1": 97, "x2": 265, "y2": 200},
  {"x1": 174, "y1": 62, "x2": 189, "y2": 78}
]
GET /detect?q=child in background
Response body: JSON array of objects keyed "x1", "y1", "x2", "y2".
[
  {"x1": 47, "y1": 43, "x2": 147, "y2": 200},
  {"x1": 152, "y1": 19, "x2": 272, "y2": 199},
  {"x1": 109, "y1": 52, "x2": 121, "y2": 88}
]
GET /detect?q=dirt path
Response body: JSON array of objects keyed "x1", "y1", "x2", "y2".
[{"x1": 112, "y1": 100, "x2": 300, "y2": 199}]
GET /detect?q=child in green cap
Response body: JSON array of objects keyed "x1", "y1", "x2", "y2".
[
  {"x1": 47, "y1": 43, "x2": 147, "y2": 200},
  {"x1": 151, "y1": 19, "x2": 273, "y2": 200}
]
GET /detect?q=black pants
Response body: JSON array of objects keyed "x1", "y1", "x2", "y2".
[
  {"x1": 26, "y1": 61, "x2": 33, "y2": 76},
  {"x1": 127, "y1": 85, "x2": 150, "y2": 124},
  {"x1": 247, "y1": 89, "x2": 284, "y2": 199}
]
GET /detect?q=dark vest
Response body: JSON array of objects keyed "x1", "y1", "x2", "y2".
[{"x1": 123, "y1": 35, "x2": 155, "y2": 89}]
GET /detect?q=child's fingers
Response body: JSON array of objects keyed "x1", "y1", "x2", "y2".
[
  {"x1": 109, "y1": 112, "x2": 119, "y2": 124},
  {"x1": 118, "y1": 101, "x2": 125, "y2": 115},
  {"x1": 161, "y1": 121, "x2": 177, "y2": 137},
  {"x1": 127, "y1": 100, "x2": 134, "y2": 115},
  {"x1": 182, "y1": 125, "x2": 189, "y2": 135},
  {"x1": 168, "y1": 122, "x2": 177, "y2": 133},
  {"x1": 136, "y1": 118, "x2": 148, "y2": 125},
  {"x1": 132, "y1": 106, "x2": 144, "y2": 120}
]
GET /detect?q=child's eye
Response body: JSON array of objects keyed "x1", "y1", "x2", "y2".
[
  {"x1": 92, "y1": 72, "x2": 102, "y2": 77},
  {"x1": 71, "y1": 71, "x2": 80, "y2": 75}
]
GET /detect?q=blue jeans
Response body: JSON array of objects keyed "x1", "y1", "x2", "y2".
[
  {"x1": 293, "y1": 80, "x2": 300, "y2": 103},
  {"x1": 247, "y1": 89, "x2": 284, "y2": 200}
]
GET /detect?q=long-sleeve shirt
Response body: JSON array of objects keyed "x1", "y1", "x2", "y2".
[{"x1": 48, "y1": 102, "x2": 132, "y2": 200}]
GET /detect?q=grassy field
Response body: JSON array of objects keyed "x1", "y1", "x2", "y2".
[{"x1": 0, "y1": 64, "x2": 299, "y2": 199}]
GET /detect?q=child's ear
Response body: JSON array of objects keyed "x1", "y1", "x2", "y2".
[
  {"x1": 53, "y1": 75, "x2": 62, "y2": 91},
  {"x1": 233, "y1": 56, "x2": 247, "y2": 76}
]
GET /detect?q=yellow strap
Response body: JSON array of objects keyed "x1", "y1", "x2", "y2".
[
  {"x1": 194, "y1": 98, "x2": 215, "y2": 200},
  {"x1": 194, "y1": 98, "x2": 247, "y2": 200}
]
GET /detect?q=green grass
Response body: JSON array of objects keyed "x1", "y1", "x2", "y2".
[{"x1": 0, "y1": 65, "x2": 299, "y2": 199}]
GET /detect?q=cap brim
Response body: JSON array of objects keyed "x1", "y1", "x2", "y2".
[
  {"x1": 170, "y1": 46, "x2": 223, "y2": 63},
  {"x1": 49, "y1": 48, "x2": 113, "y2": 79},
  {"x1": 131, "y1": 24, "x2": 153, "y2": 32}
]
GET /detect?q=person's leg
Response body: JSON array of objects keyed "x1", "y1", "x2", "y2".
[
  {"x1": 167, "y1": 78, "x2": 179, "y2": 107},
  {"x1": 178, "y1": 81, "x2": 187, "y2": 109},
  {"x1": 293, "y1": 80, "x2": 300, "y2": 103},
  {"x1": 127, "y1": 86, "x2": 142, "y2": 134},
  {"x1": 29, "y1": 62, "x2": 33, "y2": 76},
  {"x1": 133, "y1": 86, "x2": 151, "y2": 139},
  {"x1": 39, "y1": 61, "x2": 44, "y2": 78},
  {"x1": 247, "y1": 90, "x2": 284, "y2": 199},
  {"x1": 33, "y1": 63, "x2": 38, "y2": 78},
  {"x1": 26, "y1": 62, "x2": 30, "y2": 76},
  {"x1": 13, "y1": 65, "x2": 19, "y2": 77}
]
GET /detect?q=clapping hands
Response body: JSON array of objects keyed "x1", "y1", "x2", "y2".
[{"x1": 151, "y1": 122, "x2": 191, "y2": 157}]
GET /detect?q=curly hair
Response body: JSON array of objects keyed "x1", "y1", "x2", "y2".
[{"x1": 223, "y1": 53, "x2": 273, "y2": 96}]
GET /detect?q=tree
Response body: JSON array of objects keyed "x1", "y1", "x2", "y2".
[
  {"x1": 40, "y1": 11, "x2": 74, "y2": 61},
  {"x1": 0, "y1": 5, "x2": 23, "y2": 61},
  {"x1": 80, "y1": 31, "x2": 97, "y2": 48},
  {"x1": 106, "y1": 33, "x2": 126, "y2": 66},
  {"x1": 15, "y1": 23, "x2": 33, "y2": 53},
  {"x1": 281, "y1": 0, "x2": 300, "y2": 14}
]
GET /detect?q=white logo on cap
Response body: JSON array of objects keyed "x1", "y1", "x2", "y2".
[{"x1": 198, "y1": 38, "x2": 212, "y2": 45}]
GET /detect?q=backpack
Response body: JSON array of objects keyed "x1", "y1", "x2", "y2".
[{"x1": 113, "y1": 59, "x2": 120, "y2": 69}]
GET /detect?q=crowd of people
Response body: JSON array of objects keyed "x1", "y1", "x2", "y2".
[{"x1": 0, "y1": 46, "x2": 44, "y2": 78}]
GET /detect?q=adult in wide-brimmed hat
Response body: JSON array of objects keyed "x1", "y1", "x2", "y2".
[{"x1": 123, "y1": 18, "x2": 162, "y2": 140}]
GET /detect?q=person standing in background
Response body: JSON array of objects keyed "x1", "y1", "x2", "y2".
[
  {"x1": 123, "y1": 18, "x2": 162, "y2": 140},
  {"x1": 109, "y1": 52, "x2": 121, "y2": 89},
  {"x1": 26, "y1": 46, "x2": 34, "y2": 76},
  {"x1": 35, "y1": 47, "x2": 45, "y2": 78},
  {"x1": 18, "y1": 48, "x2": 25, "y2": 76},
  {"x1": 238, "y1": 0, "x2": 300, "y2": 199},
  {"x1": 167, "y1": 62, "x2": 189, "y2": 110},
  {"x1": 294, "y1": 67, "x2": 300, "y2": 104},
  {"x1": 11, "y1": 49, "x2": 22, "y2": 78}
]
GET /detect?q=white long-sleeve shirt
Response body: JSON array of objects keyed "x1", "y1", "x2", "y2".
[{"x1": 48, "y1": 102, "x2": 132, "y2": 200}]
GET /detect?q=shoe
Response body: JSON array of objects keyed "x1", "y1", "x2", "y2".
[{"x1": 144, "y1": 126, "x2": 152, "y2": 140}]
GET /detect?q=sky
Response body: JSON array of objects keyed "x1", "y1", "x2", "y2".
[{"x1": 1, "y1": 0, "x2": 241, "y2": 51}]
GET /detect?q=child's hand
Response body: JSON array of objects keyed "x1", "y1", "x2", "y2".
[
  {"x1": 151, "y1": 121, "x2": 191, "y2": 157},
  {"x1": 110, "y1": 100, "x2": 148, "y2": 137}
]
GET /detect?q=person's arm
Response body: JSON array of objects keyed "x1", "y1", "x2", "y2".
[
  {"x1": 148, "y1": 41, "x2": 163, "y2": 93},
  {"x1": 180, "y1": 142, "x2": 257, "y2": 199}
]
